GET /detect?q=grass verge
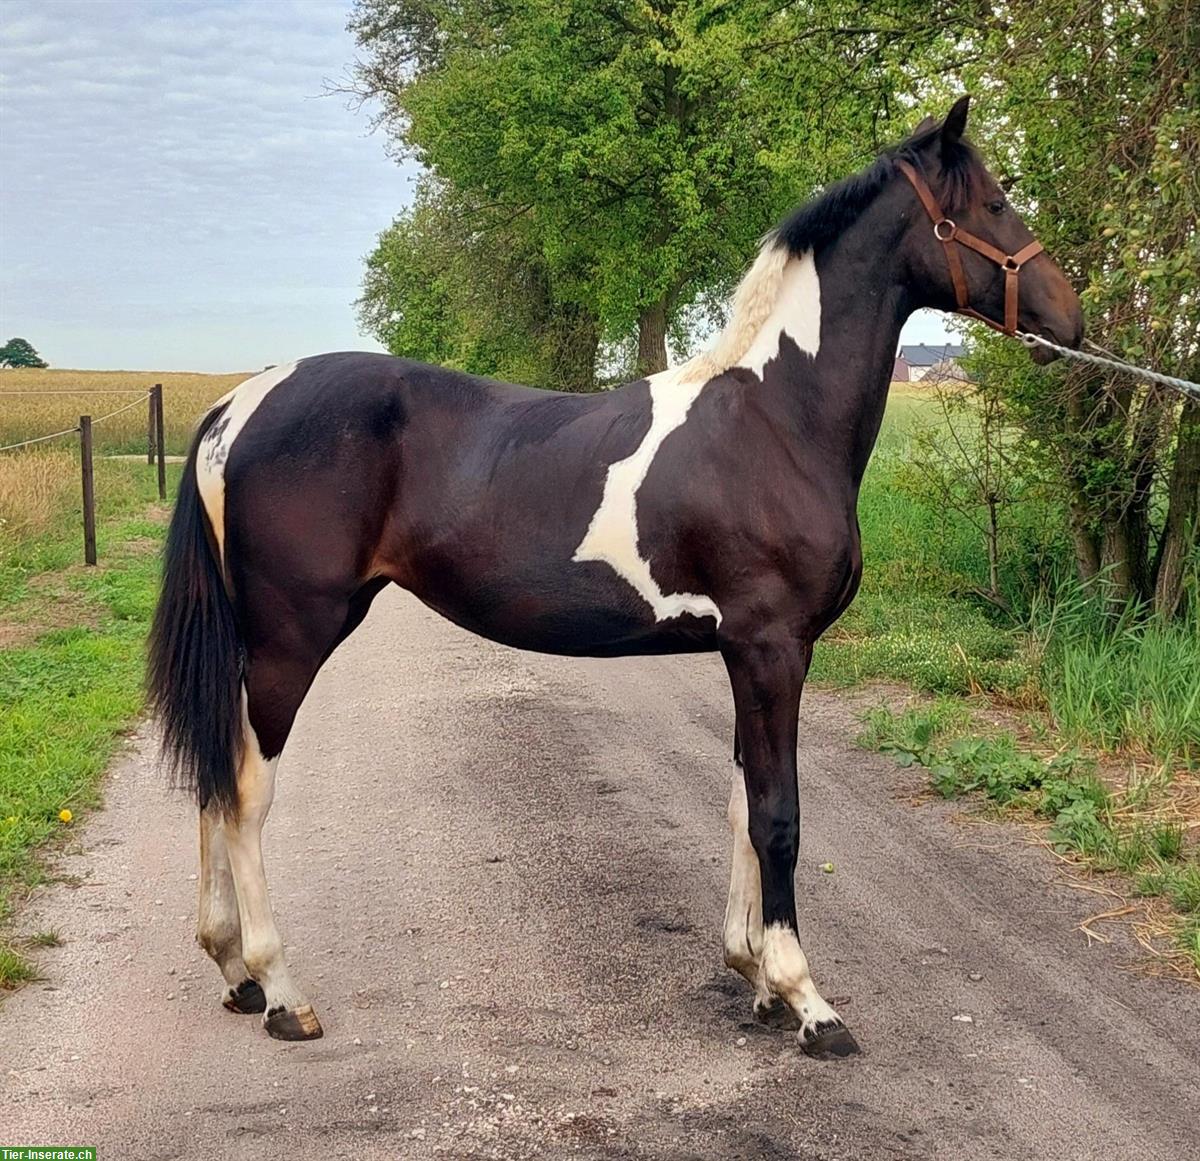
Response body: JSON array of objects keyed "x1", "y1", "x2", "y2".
[
  {"x1": 0, "y1": 463, "x2": 177, "y2": 986},
  {"x1": 858, "y1": 701, "x2": 1200, "y2": 977}
]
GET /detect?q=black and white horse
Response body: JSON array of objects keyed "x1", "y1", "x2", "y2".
[{"x1": 149, "y1": 98, "x2": 1081, "y2": 1053}]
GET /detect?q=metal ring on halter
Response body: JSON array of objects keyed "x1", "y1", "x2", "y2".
[
  {"x1": 933, "y1": 219, "x2": 957, "y2": 241},
  {"x1": 1003, "y1": 256, "x2": 1021, "y2": 271}
]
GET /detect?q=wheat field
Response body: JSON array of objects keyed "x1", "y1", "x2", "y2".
[{"x1": 1, "y1": 368, "x2": 250, "y2": 551}]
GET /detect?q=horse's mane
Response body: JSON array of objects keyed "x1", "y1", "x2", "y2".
[{"x1": 682, "y1": 127, "x2": 979, "y2": 381}]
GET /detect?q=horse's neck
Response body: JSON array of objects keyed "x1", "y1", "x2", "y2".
[{"x1": 750, "y1": 233, "x2": 913, "y2": 489}]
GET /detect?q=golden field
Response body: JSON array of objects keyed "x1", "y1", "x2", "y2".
[
  {"x1": 0, "y1": 368, "x2": 250, "y2": 456},
  {"x1": 1, "y1": 368, "x2": 248, "y2": 552}
]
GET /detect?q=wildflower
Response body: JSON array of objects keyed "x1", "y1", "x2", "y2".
[{"x1": 58, "y1": 809, "x2": 73, "y2": 824}]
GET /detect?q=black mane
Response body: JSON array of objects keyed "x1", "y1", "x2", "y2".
[{"x1": 773, "y1": 129, "x2": 979, "y2": 256}]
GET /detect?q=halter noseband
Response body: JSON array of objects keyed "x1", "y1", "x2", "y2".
[{"x1": 895, "y1": 158, "x2": 1044, "y2": 337}]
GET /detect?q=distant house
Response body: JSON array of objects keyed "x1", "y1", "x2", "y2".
[
  {"x1": 899, "y1": 343, "x2": 968, "y2": 382},
  {"x1": 891, "y1": 355, "x2": 910, "y2": 381}
]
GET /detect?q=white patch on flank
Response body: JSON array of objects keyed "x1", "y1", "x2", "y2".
[
  {"x1": 723, "y1": 766, "x2": 764, "y2": 984},
  {"x1": 758, "y1": 921, "x2": 841, "y2": 1037},
  {"x1": 195, "y1": 360, "x2": 300, "y2": 562},
  {"x1": 736, "y1": 251, "x2": 822, "y2": 377},
  {"x1": 572, "y1": 243, "x2": 820, "y2": 619},
  {"x1": 573, "y1": 361, "x2": 722, "y2": 623}
]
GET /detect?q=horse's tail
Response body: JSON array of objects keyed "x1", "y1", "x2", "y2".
[{"x1": 147, "y1": 403, "x2": 243, "y2": 816}]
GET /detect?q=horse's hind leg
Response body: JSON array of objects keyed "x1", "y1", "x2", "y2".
[
  {"x1": 197, "y1": 807, "x2": 264, "y2": 1014},
  {"x1": 221, "y1": 587, "x2": 377, "y2": 1040}
]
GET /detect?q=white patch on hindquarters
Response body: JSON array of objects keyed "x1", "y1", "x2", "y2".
[
  {"x1": 758, "y1": 921, "x2": 841, "y2": 1039},
  {"x1": 735, "y1": 251, "x2": 821, "y2": 377},
  {"x1": 573, "y1": 362, "x2": 722, "y2": 624},
  {"x1": 195, "y1": 360, "x2": 300, "y2": 563}
]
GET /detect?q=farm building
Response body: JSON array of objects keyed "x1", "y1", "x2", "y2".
[{"x1": 898, "y1": 343, "x2": 969, "y2": 381}]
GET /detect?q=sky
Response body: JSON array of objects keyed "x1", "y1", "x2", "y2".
[{"x1": 0, "y1": 0, "x2": 952, "y2": 374}]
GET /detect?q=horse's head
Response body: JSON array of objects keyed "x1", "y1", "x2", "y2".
[{"x1": 898, "y1": 96, "x2": 1082, "y2": 362}]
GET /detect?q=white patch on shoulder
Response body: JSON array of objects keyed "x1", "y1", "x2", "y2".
[
  {"x1": 737, "y1": 252, "x2": 821, "y2": 377},
  {"x1": 573, "y1": 363, "x2": 721, "y2": 624},
  {"x1": 195, "y1": 360, "x2": 300, "y2": 563}
]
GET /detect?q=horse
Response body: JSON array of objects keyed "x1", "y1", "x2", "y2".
[{"x1": 148, "y1": 96, "x2": 1082, "y2": 1054}]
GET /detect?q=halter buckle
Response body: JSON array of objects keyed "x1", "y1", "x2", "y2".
[{"x1": 933, "y1": 219, "x2": 957, "y2": 242}]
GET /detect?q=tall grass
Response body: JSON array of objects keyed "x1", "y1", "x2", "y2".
[
  {"x1": 815, "y1": 391, "x2": 1200, "y2": 769},
  {"x1": 1031, "y1": 583, "x2": 1200, "y2": 762},
  {"x1": 0, "y1": 450, "x2": 78, "y2": 543}
]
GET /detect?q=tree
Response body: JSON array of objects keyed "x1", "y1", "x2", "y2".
[
  {"x1": 348, "y1": 0, "x2": 961, "y2": 376},
  {"x1": 962, "y1": 1, "x2": 1200, "y2": 618},
  {"x1": 0, "y1": 338, "x2": 47, "y2": 368},
  {"x1": 359, "y1": 177, "x2": 601, "y2": 390}
]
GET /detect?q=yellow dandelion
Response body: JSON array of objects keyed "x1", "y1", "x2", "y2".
[{"x1": 58, "y1": 809, "x2": 73, "y2": 824}]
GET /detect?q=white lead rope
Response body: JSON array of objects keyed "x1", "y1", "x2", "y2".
[{"x1": 1017, "y1": 331, "x2": 1200, "y2": 401}]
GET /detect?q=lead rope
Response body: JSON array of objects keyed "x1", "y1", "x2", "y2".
[{"x1": 1016, "y1": 331, "x2": 1200, "y2": 402}]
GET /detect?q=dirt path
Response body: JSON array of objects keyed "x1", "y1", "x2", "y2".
[{"x1": 3, "y1": 589, "x2": 1198, "y2": 1159}]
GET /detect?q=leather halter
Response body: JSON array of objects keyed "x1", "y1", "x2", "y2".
[{"x1": 895, "y1": 158, "x2": 1044, "y2": 337}]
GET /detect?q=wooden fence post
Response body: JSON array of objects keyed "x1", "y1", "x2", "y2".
[
  {"x1": 152, "y1": 384, "x2": 166, "y2": 500},
  {"x1": 147, "y1": 386, "x2": 157, "y2": 464},
  {"x1": 80, "y1": 415, "x2": 97, "y2": 566}
]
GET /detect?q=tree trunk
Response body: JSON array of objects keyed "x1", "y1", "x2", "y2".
[
  {"x1": 1154, "y1": 399, "x2": 1200, "y2": 619},
  {"x1": 636, "y1": 302, "x2": 669, "y2": 377}
]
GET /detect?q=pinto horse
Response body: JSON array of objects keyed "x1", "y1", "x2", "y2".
[{"x1": 149, "y1": 97, "x2": 1081, "y2": 1053}]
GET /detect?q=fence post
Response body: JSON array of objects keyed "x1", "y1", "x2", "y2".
[
  {"x1": 80, "y1": 415, "x2": 97, "y2": 566},
  {"x1": 152, "y1": 384, "x2": 166, "y2": 500},
  {"x1": 147, "y1": 386, "x2": 157, "y2": 464}
]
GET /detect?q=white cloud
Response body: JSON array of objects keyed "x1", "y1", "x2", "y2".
[{"x1": 0, "y1": 0, "x2": 417, "y2": 371}]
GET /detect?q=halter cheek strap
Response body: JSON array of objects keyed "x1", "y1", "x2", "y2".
[{"x1": 895, "y1": 158, "x2": 1045, "y2": 337}]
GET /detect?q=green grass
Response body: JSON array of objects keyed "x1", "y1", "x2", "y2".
[
  {"x1": 1033, "y1": 590, "x2": 1200, "y2": 763},
  {"x1": 860, "y1": 703, "x2": 1200, "y2": 972},
  {"x1": 0, "y1": 463, "x2": 176, "y2": 986},
  {"x1": 813, "y1": 394, "x2": 1200, "y2": 766}
]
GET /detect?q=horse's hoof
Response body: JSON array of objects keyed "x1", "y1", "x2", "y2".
[
  {"x1": 264, "y1": 1003, "x2": 324, "y2": 1041},
  {"x1": 222, "y1": 978, "x2": 266, "y2": 1015},
  {"x1": 801, "y1": 1021, "x2": 860, "y2": 1059},
  {"x1": 753, "y1": 996, "x2": 800, "y2": 1031}
]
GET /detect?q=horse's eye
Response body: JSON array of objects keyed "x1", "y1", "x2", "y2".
[{"x1": 987, "y1": 199, "x2": 1007, "y2": 216}]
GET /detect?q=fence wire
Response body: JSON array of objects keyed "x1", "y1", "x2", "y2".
[{"x1": 0, "y1": 389, "x2": 153, "y2": 453}]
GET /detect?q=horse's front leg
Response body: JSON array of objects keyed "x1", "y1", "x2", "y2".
[{"x1": 720, "y1": 627, "x2": 859, "y2": 1058}]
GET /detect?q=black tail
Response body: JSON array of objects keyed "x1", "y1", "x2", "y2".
[{"x1": 147, "y1": 404, "x2": 243, "y2": 816}]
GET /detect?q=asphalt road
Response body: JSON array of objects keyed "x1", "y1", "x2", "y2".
[{"x1": 3, "y1": 588, "x2": 1198, "y2": 1160}]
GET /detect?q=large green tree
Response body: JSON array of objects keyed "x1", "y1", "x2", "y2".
[
  {"x1": 349, "y1": 0, "x2": 963, "y2": 376},
  {"x1": 0, "y1": 338, "x2": 47, "y2": 369},
  {"x1": 359, "y1": 177, "x2": 601, "y2": 390},
  {"x1": 962, "y1": 0, "x2": 1200, "y2": 617}
]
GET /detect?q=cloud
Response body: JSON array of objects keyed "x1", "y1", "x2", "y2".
[{"x1": 0, "y1": 0, "x2": 418, "y2": 371}]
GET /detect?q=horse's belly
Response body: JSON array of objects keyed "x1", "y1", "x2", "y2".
[{"x1": 403, "y1": 556, "x2": 718, "y2": 658}]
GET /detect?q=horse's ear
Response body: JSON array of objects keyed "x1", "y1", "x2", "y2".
[
  {"x1": 941, "y1": 95, "x2": 970, "y2": 148},
  {"x1": 912, "y1": 114, "x2": 938, "y2": 137}
]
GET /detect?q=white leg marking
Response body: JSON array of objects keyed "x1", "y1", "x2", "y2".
[
  {"x1": 573, "y1": 363, "x2": 721, "y2": 623},
  {"x1": 195, "y1": 360, "x2": 301, "y2": 563},
  {"x1": 723, "y1": 766, "x2": 763, "y2": 984},
  {"x1": 223, "y1": 695, "x2": 308, "y2": 1016},
  {"x1": 758, "y1": 921, "x2": 842, "y2": 1039},
  {"x1": 737, "y1": 252, "x2": 822, "y2": 378},
  {"x1": 196, "y1": 808, "x2": 251, "y2": 994}
]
